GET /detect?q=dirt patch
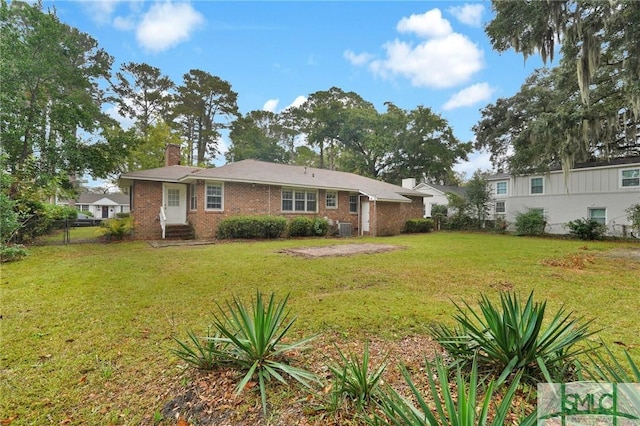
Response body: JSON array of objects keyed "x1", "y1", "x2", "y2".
[
  {"x1": 599, "y1": 247, "x2": 640, "y2": 261},
  {"x1": 280, "y1": 243, "x2": 404, "y2": 258}
]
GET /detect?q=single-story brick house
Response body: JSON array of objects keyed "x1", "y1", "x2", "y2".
[{"x1": 118, "y1": 145, "x2": 426, "y2": 239}]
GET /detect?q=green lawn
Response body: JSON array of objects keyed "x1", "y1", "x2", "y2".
[{"x1": 1, "y1": 233, "x2": 638, "y2": 424}]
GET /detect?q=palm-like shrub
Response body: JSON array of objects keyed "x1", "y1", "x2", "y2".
[
  {"x1": 172, "y1": 328, "x2": 231, "y2": 370},
  {"x1": 370, "y1": 356, "x2": 534, "y2": 426},
  {"x1": 212, "y1": 292, "x2": 317, "y2": 415},
  {"x1": 97, "y1": 216, "x2": 134, "y2": 240},
  {"x1": 326, "y1": 342, "x2": 387, "y2": 410},
  {"x1": 429, "y1": 291, "x2": 597, "y2": 382}
]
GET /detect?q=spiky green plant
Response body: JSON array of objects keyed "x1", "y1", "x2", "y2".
[
  {"x1": 326, "y1": 341, "x2": 387, "y2": 410},
  {"x1": 429, "y1": 291, "x2": 598, "y2": 382},
  {"x1": 212, "y1": 291, "x2": 317, "y2": 415},
  {"x1": 370, "y1": 355, "x2": 534, "y2": 426},
  {"x1": 171, "y1": 328, "x2": 230, "y2": 370}
]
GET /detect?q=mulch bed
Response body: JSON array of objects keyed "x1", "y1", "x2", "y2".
[{"x1": 159, "y1": 333, "x2": 534, "y2": 425}]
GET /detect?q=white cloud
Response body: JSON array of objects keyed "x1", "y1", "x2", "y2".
[
  {"x1": 448, "y1": 4, "x2": 484, "y2": 28},
  {"x1": 263, "y1": 99, "x2": 279, "y2": 112},
  {"x1": 79, "y1": 0, "x2": 122, "y2": 26},
  {"x1": 443, "y1": 82, "x2": 494, "y2": 110},
  {"x1": 343, "y1": 50, "x2": 374, "y2": 66},
  {"x1": 454, "y1": 149, "x2": 493, "y2": 177},
  {"x1": 113, "y1": 15, "x2": 135, "y2": 31},
  {"x1": 370, "y1": 33, "x2": 483, "y2": 89},
  {"x1": 286, "y1": 96, "x2": 307, "y2": 110},
  {"x1": 366, "y1": 9, "x2": 484, "y2": 89},
  {"x1": 105, "y1": 105, "x2": 135, "y2": 130},
  {"x1": 136, "y1": 2, "x2": 205, "y2": 53},
  {"x1": 397, "y1": 9, "x2": 452, "y2": 38}
]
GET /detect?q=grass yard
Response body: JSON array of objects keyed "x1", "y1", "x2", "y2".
[{"x1": 1, "y1": 232, "x2": 638, "y2": 425}]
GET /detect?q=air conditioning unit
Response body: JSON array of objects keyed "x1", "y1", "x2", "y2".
[{"x1": 338, "y1": 222, "x2": 352, "y2": 237}]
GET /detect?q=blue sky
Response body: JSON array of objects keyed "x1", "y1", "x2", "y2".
[{"x1": 49, "y1": 0, "x2": 547, "y2": 178}]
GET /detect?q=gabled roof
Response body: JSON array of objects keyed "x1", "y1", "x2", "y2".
[
  {"x1": 414, "y1": 182, "x2": 467, "y2": 197},
  {"x1": 61, "y1": 193, "x2": 130, "y2": 205},
  {"x1": 121, "y1": 160, "x2": 424, "y2": 203},
  {"x1": 120, "y1": 165, "x2": 205, "y2": 183}
]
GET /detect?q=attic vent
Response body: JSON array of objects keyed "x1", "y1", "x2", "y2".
[{"x1": 338, "y1": 222, "x2": 352, "y2": 237}]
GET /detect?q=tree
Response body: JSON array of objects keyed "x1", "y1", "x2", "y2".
[
  {"x1": 383, "y1": 105, "x2": 472, "y2": 184},
  {"x1": 110, "y1": 62, "x2": 174, "y2": 134},
  {"x1": 172, "y1": 70, "x2": 239, "y2": 165},
  {"x1": 227, "y1": 110, "x2": 287, "y2": 163},
  {"x1": 1, "y1": 0, "x2": 122, "y2": 199},
  {"x1": 483, "y1": 0, "x2": 639, "y2": 170},
  {"x1": 296, "y1": 87, "x2": 370, "y2": 169},
  {"x1": 465, "y1": 170, "x2": 493, "y2": 228}
]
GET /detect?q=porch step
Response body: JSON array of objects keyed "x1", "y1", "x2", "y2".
[{"x1": 164, "y1": 224, "x2": 195, "y2": 240}]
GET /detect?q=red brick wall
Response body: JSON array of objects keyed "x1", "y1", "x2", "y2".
[
  {"x1": 374, "y1": 196, "x2": 424, "y2": 236},
  {"x1": 130, "y1": 180, "x2": 422, "y2": 239},
  {"x1": 165, "y1": 144, "x2": 181, "y2": 167},
  {"x1": 187, "y1": 182, "x2": 360, "y2": 239},
  {"x1": 131, "y1": 180, "x2": 163, "y2": 239}
]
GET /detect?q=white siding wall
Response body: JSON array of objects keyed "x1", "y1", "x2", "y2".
[{"x1": 499, "y1": 164, "x2": 640, "y2": 235}]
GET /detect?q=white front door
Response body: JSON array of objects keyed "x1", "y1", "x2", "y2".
[
  {"x1": 163, "y1": 183, "x2": 187, "y2": 224},
  {"x1": 361, "y1": 200, "x2": 370, "y2": 233}
]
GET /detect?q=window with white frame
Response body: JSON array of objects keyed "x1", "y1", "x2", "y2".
[
  {"x1": 588, "y1": 208, "x2": 606, "y2": 225},
  {"x1": 495, "y1": 201, "x2": 506, "y2": 214},
  {"x1": 189, "y1": 183, "x2": 197, "y2": 210},
  {"x1": 496, "y1": 181, "x2": 508, "y2": 195},
  {"x1": 326, "y1": 191, "x2": 337, "y2": 209},
  {"x1": 349, "y1": 194, "x2": 358, "y2": 213},
  {"x1": 167, "y1": 189, "x2": 180, "y2": 207},
  {"x1": 530, "y1": 177, "x2": 544, "y2": 194},
  {"x1": 205, "y1": 183, "x2": 223, "y2": 210},
  {"x1": 621, "y1": 168, "x2": 639, "y2": 187},
  {"x1": 80, "y1": 205, "x2": 89, "y2": 212},
  {"x1": 282, "y1": 189, "x2": 317, "y2": 212}
]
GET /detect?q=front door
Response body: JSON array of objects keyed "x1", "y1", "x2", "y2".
[
  {"x1": 361, "y1": 200, "x2": 370, "y2": 233},
  {"x1": 163, "y1": 183, "x2": 187, "y2": 224},
  {"x1": 101, "y1": 206, "x2": 109, "y2": 219}
]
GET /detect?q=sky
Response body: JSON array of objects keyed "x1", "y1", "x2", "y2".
[{"x1": 47, "y1": 0, "x2": 548, "y2": 179}]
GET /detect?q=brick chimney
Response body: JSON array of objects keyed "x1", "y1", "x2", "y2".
[{"x1": 165, "y1": 144, "x2": 181, "y2": 167}]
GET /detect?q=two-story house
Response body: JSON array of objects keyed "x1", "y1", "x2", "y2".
[{"x1": 487, "y1": 157, "x2": 640, "y2": 236}]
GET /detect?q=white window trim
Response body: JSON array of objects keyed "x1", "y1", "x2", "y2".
[
  {"x1": 620, "y1": 167, "x2": 640, "y2": 188},
  {"x1": 281, "y1": 188, "x2": 318, "y2": 213},
  {"x1": 349, "y1": 194, "x2": 358, "y2": 214},
  {"x1": 495, "y1": 200, "x2": 506, "y2": 214},
  {"x1": 530, "y1": 176, "x2": 544, "y2": 195},
  {"x1": 325, "y1": 191, "x2": 338, "y2": 209},
  {"x1": 189, "y1": 183, "x2": 197, "y2": 211},
  {"x1": 587, "y1": 207, "x2": 606, "y2": 225},
  {"x1": 204, "y1": 182, "x2": 224, "y2": 211},
  {"x1": 495, "y1": 181, "x2": 508, "y2": 196}
]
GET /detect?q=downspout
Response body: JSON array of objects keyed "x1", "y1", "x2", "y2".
[
  {"x1": 373, "y1": 199, "x2": 377, "y2": 237},
  {"x1": 268, "y1": 185, "x2": 271, "y2": 215}
]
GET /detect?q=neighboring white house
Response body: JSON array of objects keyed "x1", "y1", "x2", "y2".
[
  {"x1": 57, "y1": 193, "x2": 131, "y2": 220},
  {"x1": 402, "y1": 178, "x2": 464, "y2": 218},
  {"x1": 487, "y1": 157, "x2": 640, "y2": 236}
]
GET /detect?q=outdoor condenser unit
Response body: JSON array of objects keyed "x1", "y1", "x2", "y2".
[{"x1": 338, "y1": 222, "x2": 352, "y2": 237}]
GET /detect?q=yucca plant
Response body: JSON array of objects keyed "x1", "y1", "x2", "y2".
[
  {"x1": 577, "y1": 342, "x2": 640, "y2": 383},
  {"x1": 369, "y1": 355, "x2": 535, "y2": 426},
  {"x1": 429, "y1": 291, "x2": 598, "y2": 382},
  {"x1": 326, "y1": 341, "x2": 387, "y2": 410},
  {"x1": 212, "y1": 291, "x2": 317, "y2": 415},
  {"x1": 171, "y1": 328, "x2": 230, "y2": 370}
]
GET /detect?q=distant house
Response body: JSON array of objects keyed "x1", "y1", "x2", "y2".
[
  {"x1": 402, "y1": 178, "x2": 466, "y2": 218},
  {"x1": 487, "y1": 157, "x2": 640, "y2": 235},
  {"x1": 118, "y1": 144, "x2": 425, "y2": 239},
  {"x1": 58, "y1": 193, "x2": 130, "y2": 220}
]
